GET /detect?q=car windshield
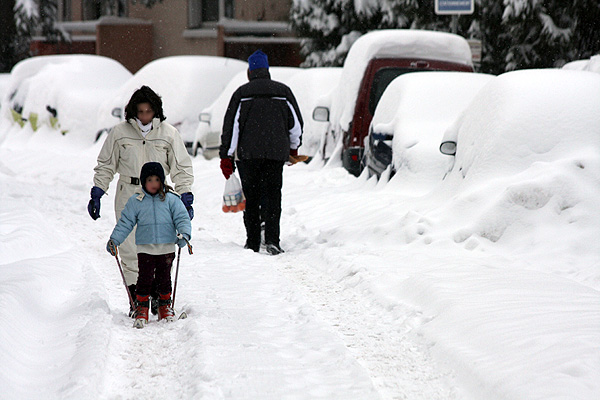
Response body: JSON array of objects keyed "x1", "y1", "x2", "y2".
[{"x1": 368, "y1": 67, "x2": 413, "y2": 115}]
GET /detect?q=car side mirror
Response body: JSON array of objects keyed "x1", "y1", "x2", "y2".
[
  {"x1": 199, "y1": 112, "x2": 211, "y2": 123},
  {"x1": 111, "y1": 107, "x2": 123, "y2": 119},
  {"x1": 440, "y1": 141, "x2": 457, "y2": 156},
  {"x1": 312, "y1": 106, "x2": 330, "y2": 122}
]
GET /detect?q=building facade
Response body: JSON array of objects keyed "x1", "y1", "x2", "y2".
[{"x1": 33, "y1": 0, "x2": 302, "y2": 72}]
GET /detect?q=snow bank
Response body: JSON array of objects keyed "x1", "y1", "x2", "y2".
[{"x1": 430, "y1": 69, "x2": 600, "y2": 282}]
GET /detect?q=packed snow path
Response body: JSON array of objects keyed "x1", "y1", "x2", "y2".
[
  {"x1": 1, "y1": 137, "x2": 598, "y2": 399},
  {"x1": 0, "y1": 143, "x2": 457, "y2": 399}
]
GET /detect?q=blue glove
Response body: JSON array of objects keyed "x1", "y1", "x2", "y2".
[
  {"x1": 106, "y1": 239, "x2": 119, "y2": 256},
  {"x1": 181, "y1": 192, "x2": 194, "y2": 220},
  {"x1": 177, "y1": 233, "x2": 190, "y2": 248},
  {"x1": 88, "y1": 186, "x2": 104, "y2": 220}
]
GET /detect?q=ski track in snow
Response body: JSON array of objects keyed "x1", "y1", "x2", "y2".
[{"x1": 274, "y1": 254, "x2": 457, "y2": 400}]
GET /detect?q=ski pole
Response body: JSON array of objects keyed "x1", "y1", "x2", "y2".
[
  {"x1": 173, "y1": 234, "x2": 192, "y2": 319},
  {"x1": 109, "y1": 242, "x2": 135, "y2": 311},
  {"x1": 172, "y1": 246, "x2": 182, "y2": 310},
  {"x1": 177, "y1": 233, "x2": 193, "y2": 255}
]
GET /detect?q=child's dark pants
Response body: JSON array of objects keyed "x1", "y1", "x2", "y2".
[{"x1": 136, "y1": 252, "x2": 175, "y2": 296}]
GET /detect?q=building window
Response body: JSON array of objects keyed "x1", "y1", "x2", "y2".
[
  {"x1": 224, "y1": 0, "x2": 234, "y2": 19},
  {"x1": 58, "y1": 0, "x2": 71, "y2": 21},
  {"x1": 189, "y1": 0, "x2": 234, "y2": 29},
  {"x1": 82, "y1": 0, "x2": 126, "y2": 21}
]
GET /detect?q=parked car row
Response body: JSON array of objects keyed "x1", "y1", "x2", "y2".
[
  {"x1": 1, "y1": 55, "x2": 132, "y2": 136},
  {"x1": 1, "y1": 54, "x2": 341, "y2": 160},
  {"x1": 96, "y1": 55, "x2": 248, "y2": 152},
  {"x1": 6, "y1": 30, "x2": 594, "y2": 185},
  {"x1": 193, "y1": 66, "x2": 343, "y2": 159},
  {"x1": 310, "y1": 29, "x2": 475, "y2": 176}
]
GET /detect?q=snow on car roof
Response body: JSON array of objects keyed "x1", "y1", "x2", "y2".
[
  {"x1": 372, "y1": 71, "x2": 493, "y2": 135},
  {"x1": 333, "y1": 29, "x2": 473, "y2": 132},
  {"x1": 104, "y1": 56, "x2": 247, "y2": 126}
]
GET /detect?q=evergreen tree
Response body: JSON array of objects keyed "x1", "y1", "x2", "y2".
[
  {"x1": 290, "y1": 0, "x2": 361, "y2": 67},
  {"x1": 502, "y1": 0, "x2": 572, "y2": 70},
  {"x1": 1, "y1": 0, "x2": 66, "y2": 72},
  {"x1": 290, "y1": 0, "x2": 463, "y2": 67},
  {"x1": 291, "y1": 0, "x2": 600, "y2": 73},
  {"x1": 475, "y1": 0, "x2": 511, "y2": 75},
  {"x1": 0, "y1": 0, "x2": 28, "y2": 72},
  {"x1": 569, "y1": 0, "x2": 600, "y2": 60}
]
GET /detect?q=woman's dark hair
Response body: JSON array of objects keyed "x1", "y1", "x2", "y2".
[{"x1": 124, "y1": 85, "x2": 166, "y2": 122}]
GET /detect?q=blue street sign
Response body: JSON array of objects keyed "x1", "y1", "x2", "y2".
[{"x1": 435, "y1": 0, "x2": 474, "y2": 15}]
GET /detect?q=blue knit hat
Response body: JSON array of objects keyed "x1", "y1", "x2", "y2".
[{"x1": 248, "y1": 50, "x2": 269, "y2": 71}]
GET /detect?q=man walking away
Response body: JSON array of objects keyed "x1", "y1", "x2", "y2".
[{"x1": 219, "y1": 50, "x2": 303, "y2": 255}]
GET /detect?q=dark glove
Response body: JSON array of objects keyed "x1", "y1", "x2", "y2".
[
  {"x1": 177, "y1": 233, "x2": 190, "y2": 248},
  {"x1": 88, "y1": 186, "x2": 105, "y2": 220},
  {"x1": 181, "y1": 192, "x2": 194, "y2": 220},
  {"x1": 290, "y1": 148, "x2": 298, "y2": 156},
  {"x1": 106, "y1": 239, "x2": 119, "y2": 256},
  {"x1": 220, "y1": 157, "x2": 235, "y2": 179}
]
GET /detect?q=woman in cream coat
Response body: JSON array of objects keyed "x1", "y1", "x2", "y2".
[{"x1": 88, "y1": 86, "x2": 194, "y2": 313}]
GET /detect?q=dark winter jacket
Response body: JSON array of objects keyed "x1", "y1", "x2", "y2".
[{"x1": 219, "y1": 69, "x2": 304, "y2": 161}]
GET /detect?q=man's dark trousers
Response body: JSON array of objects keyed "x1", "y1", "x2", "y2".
[{"x1": 237, "y1": 159, "x2": 284, "y2": 250}]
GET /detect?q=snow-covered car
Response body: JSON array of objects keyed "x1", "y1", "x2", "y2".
[
  {"x1": 363, "y1": 71, "x2": 494, "y2": 188},
  {"x1": 313, "y1": 29, "x2": 474, "y2": 176},
  {"x1": 441, "y1": 69, "x2": 600, "y2": 185},
  {"x1": 1, "y1": 55, "x2": 132, "y2": 136},
  {"x1": 193, "y1": 67, "x2": 301, "y2": 159},
  {"x1": 98, "y1": 56, "x2": 247, "y2": 153}
]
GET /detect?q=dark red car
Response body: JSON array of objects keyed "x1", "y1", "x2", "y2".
[{"x1": 313, "y1": 30, "x2": 475, "y2": 176}]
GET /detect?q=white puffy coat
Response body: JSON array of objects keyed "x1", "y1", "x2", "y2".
[{"x1": 93, "y1": 118, "x2": 194, "y2": 194}]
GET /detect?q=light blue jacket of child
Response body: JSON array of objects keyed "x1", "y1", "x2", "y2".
[{"x1": 110, "y1": 190, "x2": 191, "y2": 248}]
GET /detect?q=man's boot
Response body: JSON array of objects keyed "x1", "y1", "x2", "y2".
[
  {"x1": 133, "y1": 295, "x2": 150, "y2": 328},
  {"x1": 157, "y1": 293, "x2": 175, "y2": 322}
]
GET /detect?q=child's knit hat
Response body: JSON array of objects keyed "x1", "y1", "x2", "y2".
[{"x1": 140, "y1": 162, "x2": 165, "y2": 191}]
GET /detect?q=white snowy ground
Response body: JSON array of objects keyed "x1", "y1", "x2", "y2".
[{"x1": 1, "y1": 69, "x2": 599, "y2": 400}]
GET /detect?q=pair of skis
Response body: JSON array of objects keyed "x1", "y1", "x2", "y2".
[{"x1": 110, "y1": 235, "x2": 193, "y2": 328}]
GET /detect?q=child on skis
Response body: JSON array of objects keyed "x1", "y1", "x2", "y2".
[{"x1": 107, "y1": 162, "x2": 192, "y2": 328}]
